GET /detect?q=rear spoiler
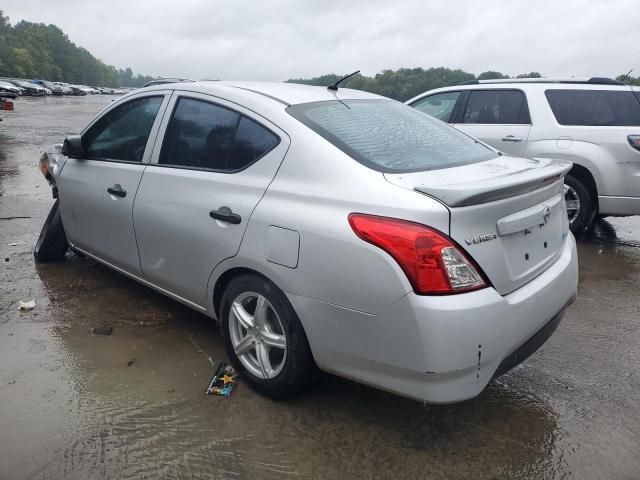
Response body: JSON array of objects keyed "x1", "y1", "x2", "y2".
[{"x1": 413, "y1": 159, "x2": 572, "y2": 207}]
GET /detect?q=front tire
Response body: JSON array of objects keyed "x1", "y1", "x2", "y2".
[
  {"x1": 34, "y1": 200, "x2": 68, "y2": 262},
  {"x1": 220, "y1": 274, "x2": 314, "y2": 399},
  {"x1": 565, "y1": 175, "x2": 595, "y2": 233}
]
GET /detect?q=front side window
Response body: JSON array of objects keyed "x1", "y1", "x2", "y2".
[
  {"x1": 159, "y1": 98, "x2": 279, "y2": 171},
  {"x1": 411, "y1": 91, "x2": 460, "y2": 122},
  {"x1": 462, "y1": 90, "x2": 530, "y2": 124},
  {"x1": 545, "y1": 89, "x2": 640, "y2": 126},
  {"x1": 83, "y1": 96, "x2": 163, "y2": 162},
  {"x1": 287, "y1": 99, "x2": 497, "y2": 173}
]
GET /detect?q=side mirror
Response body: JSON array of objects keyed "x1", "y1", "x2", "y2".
[{"x1": 62, "y1": 135, "x2": 83, "y2": 159}]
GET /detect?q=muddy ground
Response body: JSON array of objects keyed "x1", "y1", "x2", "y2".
[{"x1": 1, "y1": 96, "x2": 639, "y2": 480}]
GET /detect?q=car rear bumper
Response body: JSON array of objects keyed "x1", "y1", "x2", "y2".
[
  {"x1": 289, "y1": 234, "x2": 578, "y2": 404},
  {"x1": 598, "y1": 195, "x2": 640, "y2": 216}
]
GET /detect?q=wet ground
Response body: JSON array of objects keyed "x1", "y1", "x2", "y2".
[{"x1": 1, "y1": 96, "x2": 640, "y2": 480}]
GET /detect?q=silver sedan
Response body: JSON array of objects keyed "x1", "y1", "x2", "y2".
[{"x1": 36, "y1": 81, "x2": 578, "y2": 403}]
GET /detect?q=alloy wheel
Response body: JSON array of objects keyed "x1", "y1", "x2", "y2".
[
  {"x1": 228, "y1": 291, "x2": 287, "y2": 379},
  {"x1": 564, "y1": 184, "x2": 581, "y2": 225}
]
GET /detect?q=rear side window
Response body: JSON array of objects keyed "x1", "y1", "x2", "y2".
[
  {"x1": 287, "y1": 99, "x2": 497, "y2": 173},
  {"x1": 545, "y1": 89, "x2": 640, "y2": 126},
  {"x1": 411, "y1": 91, "x2": 460, "y2": 122},
  {"x1": 83, "y1": 96, "x2": 163, "y2": 162},
  {"x1": 229, "y1": 117, "x2": 280, "y2": 170},
  {"x1": 462, "y1": 90, "x2": 530, "y2": 124},
  {"x1": 159, "y1": 98, "x2": 279, "y2": 171}
]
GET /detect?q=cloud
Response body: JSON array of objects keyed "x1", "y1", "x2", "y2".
[{"x1": 1, "y1": 0, "x2": 637, "y2": 80}]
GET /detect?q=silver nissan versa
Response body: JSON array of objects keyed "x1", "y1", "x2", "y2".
[{"x1": 35, "y1": 81, "x2": 578, "y2": 403}]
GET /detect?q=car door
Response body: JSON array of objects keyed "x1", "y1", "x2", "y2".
[
  {"x1": 133, "y1": 93, "x2": 290, "y2": 307},
  {"x1": 452, "y1": 89, "x2": 532, "y2": 156},
  {"x1": 57, "y1": 92, "x2": 170, "y2": 275}
]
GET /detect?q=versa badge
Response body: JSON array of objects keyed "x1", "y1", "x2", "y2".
[{"x1": 465, "y1": 233, "x2": 498, "y2": 246}]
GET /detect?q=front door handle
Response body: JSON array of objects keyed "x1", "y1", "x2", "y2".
[
  {"x1": 210, "y1": 206, "x2": 241, "y2": 225},
  {"x1": 107, "y1": 185, "x2": 127, "y2": 197},
  {"x1": 501, "y1": 135, "x2": 523, "y2": 142}
]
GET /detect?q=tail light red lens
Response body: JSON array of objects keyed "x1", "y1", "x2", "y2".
[
  {"x1": 2, "y1": 101, "x2": 13, "y2": 111},
  {"x1": 348, "y1": 213, "x2": 488, "y2": 295}
]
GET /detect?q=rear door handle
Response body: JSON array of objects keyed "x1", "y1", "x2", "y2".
[
  {"x1": 210, "y1": 206, "x2": 241, "y2": 225},
  {"x1": 501, "y1": 135, "x2": 523, "y2": 142},
  {"x1": 107, "y1": 185, "x2": 127, "y2": 197}
]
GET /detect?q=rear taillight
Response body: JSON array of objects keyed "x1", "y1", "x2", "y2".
[
  {"x1": 348, "y1": 214, "x2": 488, "y2": 295},
  {"x1": 628, "y1": 135, "x2": 640, "y2": 151},
  {"x1": 2, "y1": 101, "x2": 13, "y2": 111}
]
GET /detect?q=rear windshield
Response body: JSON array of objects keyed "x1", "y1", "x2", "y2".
[
  {"x1": 545, "y1": 89, "x2": 640, "y2": 126},
  {"x1": 287, "y1": 99, "x2": 497, "y2": 173}
]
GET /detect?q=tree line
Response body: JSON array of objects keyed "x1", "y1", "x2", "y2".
[
  {"x1": 0, "y1": 10, "x2": 154, "y2": 87},
  {"x1": 288, "y1": 68, "x2": 640, "y2": 102}
]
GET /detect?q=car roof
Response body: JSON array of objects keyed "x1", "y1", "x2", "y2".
[
  {"x1": 460, "y1": 77, "x2": 625, "y2": 86},
  {"x1": 143, "y1": 80, "x2": 385, "y2": 106},
  {"x1": 406, "y1": 78, "x2": 634, "y2": 104}
]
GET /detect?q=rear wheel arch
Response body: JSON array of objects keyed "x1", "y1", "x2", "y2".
[
  {"x1": 565, "y1": 164, "x2": 599, "y2": 231},
  {"x1": 568, "y1": 163, "x2": 598, "y2": 212},
  {"x1": 213, "y1": 267, "x2": 283, "y2": 320}
]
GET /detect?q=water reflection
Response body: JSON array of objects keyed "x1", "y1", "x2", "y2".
[
  {"x1": 13, "y1": 256, "x2": 565, "y2": 479},
  {"x1": 577, "y1": 217, "x2": 640, "y2": 249}
]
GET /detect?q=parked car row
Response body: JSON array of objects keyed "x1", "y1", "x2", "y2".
[{"x1": 0, "y1": 77, "x2": 127, "y2": 97}]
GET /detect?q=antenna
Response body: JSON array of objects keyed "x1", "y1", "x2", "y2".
[
  {"x1": 328, "y1": 70, "x2": 360, "y2": 91},
  {"x1": 620, "y1": 69, "x2": 633, "y2": 84}
]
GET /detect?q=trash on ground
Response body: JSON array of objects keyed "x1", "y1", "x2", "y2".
[
  {"x1": 8, "y1": 380, "x2": 16, "y2": 385},
  {"x1": 91, "y1": 326, "x2": 112, "y2": 336},
  {"x1": 127, "y1": 359, "x2": 136, "y2": 367},
  {"x1": 18, "y1": 300, "x2": 36, "y2": 311},
  {"x1": 206, "y1": 362, "x2": 238, "y2": 397},
  {"x1": 8, "y1": 242, "x2": 27, "y2": 246}
]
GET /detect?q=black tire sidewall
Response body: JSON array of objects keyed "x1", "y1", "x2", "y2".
[
  {"x1": 220, "y1": 274, "x2": 313, "y2": 399},
  {"x1": 565, "y1": 175, "x2": 594, "y2": 233}
]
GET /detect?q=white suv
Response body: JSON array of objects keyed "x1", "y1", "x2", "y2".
[{"x1": 407, "y1": 78, "x2": 640, "y2": 231}]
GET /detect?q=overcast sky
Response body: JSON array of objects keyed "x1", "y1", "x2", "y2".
[{"x1": 2, "y1": 0, "x2": 637, "y2": 81}]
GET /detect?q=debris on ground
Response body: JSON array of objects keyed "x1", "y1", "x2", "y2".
[
  {"x1": 8, "y1": 242, "x2": 27, "y2": 246},
  {"x1": 206, "y1": 362, "x2": 238, "y2": 397},
  {"x1": 1, "y1": 216, "x2": 31, "y2": 220},
  {"x1": 8, "y1": 380, "x2": 16, "y2": 385},
  {"x1": 91, "y1": 326, "x2": 113, "y2": 336},
  {"x1": 18, "y1": 300, "x2": 36, "y2": 311},
  {"x1": 127, "y1": 359, "x2": 136, "y2": 367},
  {"x1": 189, "y1": 333, "x2": 215, "y2": 367}
]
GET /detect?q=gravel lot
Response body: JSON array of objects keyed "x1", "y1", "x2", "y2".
[{"x1": 1, "y1": 95, "x2": 639, "y2": 480}]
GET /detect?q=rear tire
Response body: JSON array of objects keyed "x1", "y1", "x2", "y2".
[
  {"x1": 220, "y1": 274, "x2": 314, "y2": 399},
  {"x1": 34, "y1": 200, "x2": 68, "y2": 262},
  {"x1": 565, "y1": 175, "x2": 595, "y2": 233}
]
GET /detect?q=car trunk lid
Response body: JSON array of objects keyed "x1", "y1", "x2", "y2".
[{"x1": 385, "y1": 156, "x2": 572, "y2": 295}]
